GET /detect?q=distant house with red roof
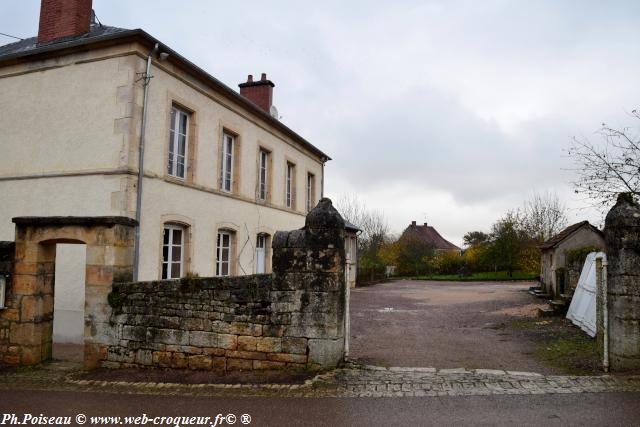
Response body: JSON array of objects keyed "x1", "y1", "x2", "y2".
[{"x1": 400, "y1": 221, "x2": 461, "y2": 253}]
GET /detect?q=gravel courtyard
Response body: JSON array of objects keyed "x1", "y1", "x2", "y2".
[{"x1": 349, "y1": 280, "x2": 578, "y2": 374}]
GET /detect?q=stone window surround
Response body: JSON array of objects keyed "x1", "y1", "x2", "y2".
[
  {"x1": 255, "y1": 232, "x2": 272, "y2": 274},
  {"x1": 157, "y1": 215, "x2": 193, "y2": 279},
  {"x1": 256, "y1": 143, "x2": 274, "y2": 204},
  {"x1": 163, "y1": 95, "x2": 198, "y2": 184},
  {"x1": 161, "y1": 223, "x2": 185, "y2": 279},
  {"x1": 220, "y1": 132, "x2": 234, "y2": 193},
  {"x1": 306, "y1": 170, "x2": 316, "y2": 213},
  {"x1": 215, "y1": 224, "x2": 238, "y2": 277},
  {"x1": 285, "y1": 158, "x2": 297, "y2": 211},
  {"x1": 167, "y1": 107, "x2": 189, "y2": 179},
  {"x1": 217, "y1": 122, "x2": 242, "y2": 195}
]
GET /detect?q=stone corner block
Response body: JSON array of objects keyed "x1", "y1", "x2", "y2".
[{"x1": 307, "y1": 338, "x2": 343, "y2": 368}]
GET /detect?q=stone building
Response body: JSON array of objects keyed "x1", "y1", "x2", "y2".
[
  {"x1": 0, "y1": 1, "x2": 329, "y2": 349},
  {"x1": 539, "y1": 221, "x2": 605, "y2": 297}
]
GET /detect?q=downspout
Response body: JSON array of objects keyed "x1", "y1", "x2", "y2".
[
  {"x1": 344, "y1": 262, "x2": 350, "y2": 358},
  {"x1": 344, "y1": 228, "x2": 362, "y2": 359},
  {"x1": 133, "y1": 43, "x2": 158, "y2": 282},
  {"x1": 602, "y1": 255, "x2": 609, "y2": 372}
]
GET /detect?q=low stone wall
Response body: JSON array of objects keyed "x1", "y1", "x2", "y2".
[{"x1": 103, "y1": 198, "x2": 347, "y2": 371}]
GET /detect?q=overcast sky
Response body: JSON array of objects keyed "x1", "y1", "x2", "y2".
[{"x1": 3, "y1": 1, "x2": 639, "y2": 246}]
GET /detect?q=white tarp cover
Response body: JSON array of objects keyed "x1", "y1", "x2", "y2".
[{"x1": 566, "y1": 252, "x2": 606, "y2": 337}]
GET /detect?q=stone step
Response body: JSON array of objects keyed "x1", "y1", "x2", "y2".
[
  {"x1": 548, "y1": 299, "x2": 569, "y2": 315},
  {"x1": 559, "y1": 293, "x2": 573, "y2": 301},
  {"x1": 534, "y1": 292, "x2": 552, "y2": 299},
  {"x1": 538, "y1": 307, "x2": 558, "y2": 317}
]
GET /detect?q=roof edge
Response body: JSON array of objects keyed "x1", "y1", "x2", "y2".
[
  {"x1": 539, "y1": 221, "x2": 603, "y2": 250},
  {"x1": 0, "y1": 28, "x2": 331, "y2": 162},
  {"x1": 12, "y1": 216, "x2": 138, "y2": 227}
]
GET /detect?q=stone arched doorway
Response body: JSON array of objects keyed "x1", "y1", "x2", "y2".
[{"x1": 0, "y1": 217, "x2": 135, "y2": 367}]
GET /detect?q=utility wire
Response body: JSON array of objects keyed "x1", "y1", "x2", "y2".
[{"x1": 0, "y1": 32, "x2": 23, "y2": 41}]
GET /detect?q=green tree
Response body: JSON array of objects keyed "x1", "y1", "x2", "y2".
[
  {"x1": 487, "y1": 211, "x2": 526, "y2": 277},
  {"x1": 358, "y1": 232, "x2": 389, "y2": 278},
  {"x1": 430, "y1": 250, "x2": 464, "y2": 275},
  {"x1": 396, "y1": 233, "x2": 435, "y2": 276},
  {"x1": 463, "y1": 231, "x2": 490, "y2": 247}
]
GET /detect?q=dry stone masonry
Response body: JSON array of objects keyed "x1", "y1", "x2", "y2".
[
  {"x1": 103, "y1": 198, "x2": 347, "y2": 371},
  {"x1": 603, "y1": 193, "x2": 640, "y2": 370}
]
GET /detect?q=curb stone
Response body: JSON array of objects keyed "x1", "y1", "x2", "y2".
[{"x1": 1, "y1": 361, "x2": 639, "y2": 398}]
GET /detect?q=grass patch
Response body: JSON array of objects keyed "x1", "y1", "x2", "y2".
[
  {"x1": 407, "y1": 271, "x2": 538, "y2": 281},
  {"x1": 506, "y1": 317, "x2": 600, "y2": 375},
  {"x1": 536, "y1": 334, "x2": 599, "y2": 375},
  {"x1": 510, "y1": 319, "x2": 537, "y2": 330}
]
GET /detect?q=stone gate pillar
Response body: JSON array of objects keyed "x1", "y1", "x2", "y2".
[
  {"x1": 604, "y1": 193, "x2": 640, "y2": 370},
  {"x1": 271, "y1": 198, "x2": 347, "y2": 368}
]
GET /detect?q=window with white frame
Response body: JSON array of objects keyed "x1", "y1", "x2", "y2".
[
  {"x1": 220, "y1": 133, "x2": 234, "y2": 192},
  {"x1": 216, "y1": 230, "x2": 233, "y2": 276},
  {"x1": 255, "y1": 234, "x2": 268, "y2": 274},
  {"x1": 168, "y1": 107, "x2": 189, "y2": 178},
  {"x1": 162, "y1": 224, "x2": 184, "y2": 279},
  {"x1": 258, "y1": 149, "x2": 269, "y2": 201},
  {"x1": 306, "y1": 173, "x2": 315, "y2": 212},
  {"x1": 286, "y1": 162, "x2": 295, "y2": 208}
]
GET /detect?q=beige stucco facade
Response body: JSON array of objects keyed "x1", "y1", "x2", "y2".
[{"x1": 0, "y1": 40, "x2": 325, "y2": 280}]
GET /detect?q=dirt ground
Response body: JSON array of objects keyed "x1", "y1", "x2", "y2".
[{"x1": 349, "y1": 279, "x2": 600, "y2": 375}]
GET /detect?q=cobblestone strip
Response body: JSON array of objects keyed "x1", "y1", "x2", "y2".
[
  {"x1": 1, "y1": 363, "x2": 639, "y2": 398},
  {"x1": 314, "y1": 366, "x2": 640, "y2": 398}
]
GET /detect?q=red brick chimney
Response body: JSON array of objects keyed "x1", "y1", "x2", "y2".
[
  {"x1": 38, "y1": 0, "x2": 93, "y2": 44},
  {"x1": 411, "y1": 221, "x2": 417, "y2": 227},
  {"x1": 238, "y1": 73, "x2": 275, "y2": 114}
]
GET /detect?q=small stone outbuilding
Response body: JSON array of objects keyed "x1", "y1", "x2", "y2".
[{"x1": 539, "y1": 221, "x2": 605, "y2": 297}]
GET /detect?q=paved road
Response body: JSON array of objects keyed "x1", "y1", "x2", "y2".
[
  {"x1": 2, "y1": 388, "x2": 640, "y2": 427},
  {"x1": 350, "y1": 280, "x2": 555, "y2": 372}
]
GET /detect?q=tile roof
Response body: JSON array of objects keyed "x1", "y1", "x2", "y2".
[
  {"x1": 402, "y1": 223, "x2": 461, "y2": 251},
  {"x1": 539, "y1": 221, "x2": 603, "y2": 250},
  {"x1": 0, "y1": 24, "x2": 130, "y2": 58},
  {"x1": 344, "y1": 220, "x2": 361, "y2": 232}
]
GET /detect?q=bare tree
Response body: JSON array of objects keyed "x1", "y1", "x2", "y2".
[
  {"x1": 521, "y1": 191, "x2": 568, "y2": 242},
  {"x1": 568, "y1": 110, "x2": 640, "y2": 206},
  {"x1": 334, "y1": 193, "x2": 390, "y2": 249}
]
